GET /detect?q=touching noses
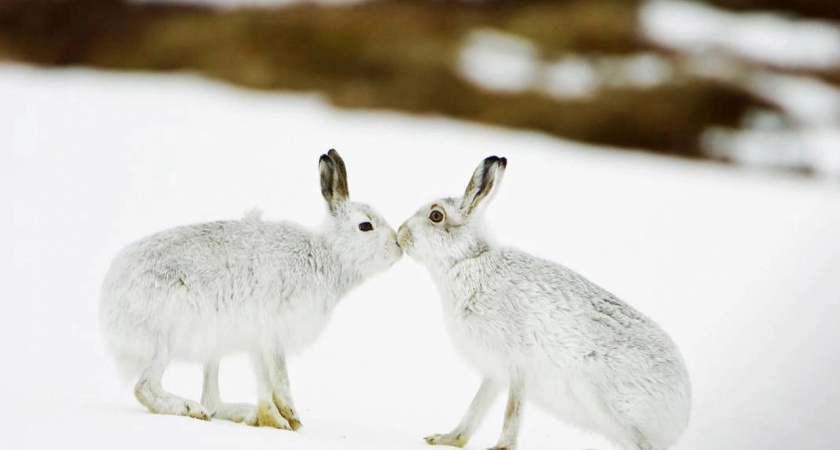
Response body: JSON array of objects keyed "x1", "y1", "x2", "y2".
[{"x1": 397, "y1": 222, "x2": 412, "y2": 250}]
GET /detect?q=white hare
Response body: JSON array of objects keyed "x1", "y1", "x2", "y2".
[
  {"x1": 100, "y1": 150, "x2": 402, "y2": 429},
  {"x1": 398, "y1": 157, "x2": 690, "y2": 450}
]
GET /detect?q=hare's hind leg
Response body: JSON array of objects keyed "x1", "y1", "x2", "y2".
[
  {"x1": 134, "y1": 355, "x2": 210, "y2": 421},
  {"x1": 425, "y1": 378, "x2": 501, "y2": 448},
  {"x1": 201, "y1": 361, "x2": 258, "y2": 425}
]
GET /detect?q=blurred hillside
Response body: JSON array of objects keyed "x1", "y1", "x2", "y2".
[{"x1": 1, "y1": 0, "x2": 838, "y2": 175}]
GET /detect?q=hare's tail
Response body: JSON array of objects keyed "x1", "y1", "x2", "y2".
[{"x1": 242, "y1": 207, "x2": 264, "y2": 222}]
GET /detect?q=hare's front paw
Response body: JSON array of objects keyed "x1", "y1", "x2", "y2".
[
  {"x1": 184, "y1": 401, "x2": 212, "y2": 421},
  {"x1": 255, "y1": 401, "x2": 292, "y2": 430},
  {"x1": 135, "y1": 379, "x2": 210, "y2": 421},
  {"x1": 160, "y1": 399, "x2": 210, "y2": 421},
  {"x1": 277, "y1": 405, "x2": 302, "y2": 431},
  {"x1": 211, "y1": 403, "x2": 258, "y2": 425},
  {"x1": 272, "y1": 393, "x2": 302, "y2": 430},
  {"x1": 424, "y1": 432, "x2": 467, "y2": 448}
]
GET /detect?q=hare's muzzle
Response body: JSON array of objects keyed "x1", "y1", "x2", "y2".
[{"x1": 397, "y1": 223, "x2": 413, "y2": 251}]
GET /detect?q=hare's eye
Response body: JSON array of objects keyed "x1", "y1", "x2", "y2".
[
  {"x1": 358, "y1": 222, "x2": 374, "y2": 232},
  {"x1": 429, "y1": 210, "x2": 444, "y2": 223}
]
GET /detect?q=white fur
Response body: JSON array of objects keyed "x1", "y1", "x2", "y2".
[
  {"x1": 242, "y1": 206, "x2": 263, "y2": 222},
  {"x1": 399, "y1": 157, "x2": 690, "y2": 450},
  {"x1": 100, "y1": 151, "x2": 402, "y2": 427}
]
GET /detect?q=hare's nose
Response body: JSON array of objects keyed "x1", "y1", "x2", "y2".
[{"x1": 397, "y1": 223, "x2": 412, "y2": 248}]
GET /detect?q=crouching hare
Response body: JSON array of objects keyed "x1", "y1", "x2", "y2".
[
  {"x1": 100, "y1": 150, "x2": 402, "y2": 429},
  {"x1": 398, "y1": 157, "x2": 690, "y2": 450}
]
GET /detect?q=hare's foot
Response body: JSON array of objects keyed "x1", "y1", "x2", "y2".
[
  {"x1": 168, "y1": 399, "x2": 211, "y2": 421},
  {"x1": 424, "y1": 432, "x2": 468, "y2": 448},
  {"x1": 273, "y1": 393, "x2": 302, "y2": 430},
  {"x1": 255, "y1": 401, "x2": 292, "y2": 430},
  {"x1": 201, "y1": 361, "x2": 257, "y2": 425},
  {"x1": 134, "y1": 378, "x2": 210, "y2": 421},
  {"x1": 210, "y1": 402, "x2": 258, "y2": 425},
  {"x1": 425, "y1": 379, "x2": 499, "y2": 448},
  {"x1": 277, "y1": 404, "x2": 302, "y2": 431}
]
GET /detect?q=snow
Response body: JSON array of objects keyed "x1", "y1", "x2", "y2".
[
  {"x1": 696, "y1": 67, "x2": 840, "y2": 177},
  {"x1": 747, "y1": 72, "x2": 840, "y2": 125},
  {"x1": 3, "y1": 64, "x2": 840, "y2": 450},
  {"x1": 605, "y1": 53, "x2": 674, "y2": 88},
  {"x1": 702, "y1": 71, "x2": 840, "y2": 178},
  {"x1": 704, "y1": 126, "x2": 840, "y2": 177},
  {"x1": 640, "y1": 0, "x2": 840, "y2": 70},
  {"x1": 457, "y1": 29, "x2": 541, "y2": 94},
  {"x1": 542, "y1": 56, "x2": 602, "y2": 99},
  {"x1": 458, "y1": 28, "x2": 674, "y2": 99}
]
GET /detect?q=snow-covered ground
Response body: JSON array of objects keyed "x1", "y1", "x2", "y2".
[
  {"x1": 2, "y1": 64, "x2": 840, "y2": 450},
  {"x1": 640, "y1": 0, "x2": 840, "y2": 70}
]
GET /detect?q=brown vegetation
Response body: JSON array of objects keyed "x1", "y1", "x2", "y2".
[
  {"x1": 702, "y1": 0, "x2": 840, "y2": 21},
  {"x1": 0, "y1": 0, "x2": 775, "y2": 156}
]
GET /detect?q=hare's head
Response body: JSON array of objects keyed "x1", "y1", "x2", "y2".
[
  {"x1": 320, "y1": 150, "x2": 402, "y2": 278},
  {"x1": 398, "y1": 156, "x2": 506, "y2": 266}
]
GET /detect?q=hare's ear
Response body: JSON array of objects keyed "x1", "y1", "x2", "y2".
[
  {"x1": 461, "y1": 156, "x2": 507, "y2": 217},
  {"x1": 319, "y1": 149, "x2": 350, "y2": 211}
]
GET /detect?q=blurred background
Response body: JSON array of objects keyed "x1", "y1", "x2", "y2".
[
  {"x1": 2, "y1": 2, "x2": 840, "y2": 450},
  {"x1": 1, "y1": 0, "x2": 839, "y2": 176}
]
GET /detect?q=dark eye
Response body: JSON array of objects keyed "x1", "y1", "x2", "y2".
[
  {"x1": 358, "y1": 221, "x2": 374, "y2": 232},
  {"x1": 429, "y1": 209, "x2": 444, "y2": 223}
]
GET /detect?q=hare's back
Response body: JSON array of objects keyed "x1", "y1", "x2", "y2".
[
  {"x1": 491, "y1": 250, "x2": 676, "y2": 355},
  {"x1": 107, "y1": 220, "x2": 313, "y2": 294}
]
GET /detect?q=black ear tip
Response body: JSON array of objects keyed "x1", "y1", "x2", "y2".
[
  {"x1": 319, "y1": 154, "x2": 331, "y2": 165},
  {"x1": 481, "y1": 155, "x2": 507, "y2": 170}
]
